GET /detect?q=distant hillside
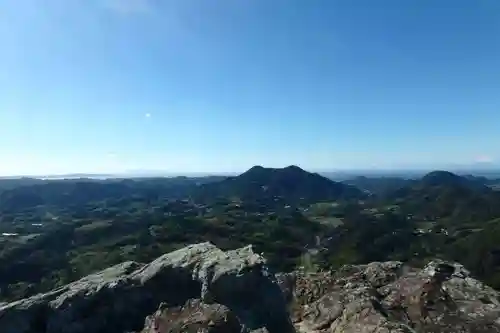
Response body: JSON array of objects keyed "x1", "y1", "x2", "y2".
[
  {"x1": 198, "y1": 165, "x2": 365, "y2": 203},
  {"x1": 419, "y1": 170, "x2": 487, "y2": 189},
  {"x1": 342, "y1": 176, "x2": 414, "y2": 196},
  {"x1": 389, "y1": 170, "x2": 500, "y2": 221},
  {"x1": 0, "y1": 177, "x2": 48, "y2": 191},
  {"x1": 0, "y1": 176, "x2": 226, "y2": 213},
  {"x1": 462, "y1": 175, "x2": 500, "y2": 191}
]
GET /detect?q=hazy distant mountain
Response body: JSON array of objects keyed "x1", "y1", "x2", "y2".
[
  {"x1": 420, "y1": 170, "x2": 476, "y2": 187},
  {"x1": 389, "y1": 170, "x2": 500, "y2": 221},
  {"x1": 320, "y1": 170, "x2": 426, "y2": 181},
  {"x1": 342, "y1": 176, "x2": 415, "y2": 196},
  {"x1": 198, "y1": 165, "x2": 365, "y2": 203},
  {"x1": 321, "y1": 166, "x2": 500, "y2": 181},
  {"x1": 394, "y1": 170, "x2": 494, "y2": 198},
  {"x1": 0, "y1": 177, "x2": 48, "y2": 191},
  {"x1": 341, "y1": 171, "x2": 500, "y2": 196},
  {"x1": 0, "y1": 176, "x2": 226, "y2": 213}
]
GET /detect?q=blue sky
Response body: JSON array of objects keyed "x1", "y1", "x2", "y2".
[{"x1": 1, "y1": 0, "x2": 499, "y2": 175}]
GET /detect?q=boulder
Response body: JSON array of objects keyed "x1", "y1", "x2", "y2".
[{"x1": 0, "y1": 242, "x2": 294, "y2": 333}]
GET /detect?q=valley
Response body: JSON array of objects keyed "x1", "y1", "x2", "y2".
[{"x1": 1, "y1": 166, "x2": 500, "y2": 304}]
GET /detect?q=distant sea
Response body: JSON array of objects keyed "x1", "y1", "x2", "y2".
[{"x1": 2, "y1": 168, "x2": 499, "y2": 181}]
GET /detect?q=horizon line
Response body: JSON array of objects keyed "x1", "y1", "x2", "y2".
[{"x1": 2, "y1": 166, "x2": 500, "y2": 179}]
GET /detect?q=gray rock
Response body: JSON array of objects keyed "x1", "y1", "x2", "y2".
[
  {"x1": 141, "y1": 298, "x2": 242, "y2": 333},
  {"x1": 363, "y1": 261, "x2": 403, "y2": 288},
  {"x1": 0, "y1": 243, "x2": 294, "y2": 333},
  {"x1": 3, "y1": 242, "x2": 500, "y2": 333},
  {"x1": 291, "y1": 260, "x2": 500, "y2": 333}
]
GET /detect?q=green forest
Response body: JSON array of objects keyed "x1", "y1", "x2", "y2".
[{"x1": 1, "y1": 167, "x2": 500, "y2": 301}]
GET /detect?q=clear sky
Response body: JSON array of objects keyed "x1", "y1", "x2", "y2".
[{"x1": 1, "y1": 0, "x2": 499, "y2": 175}]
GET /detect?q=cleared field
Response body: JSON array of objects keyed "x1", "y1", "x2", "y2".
[
  {"x1": 310, "y1": 202, "x2": 340, "y2": 209},
  {"x1": 414, "y1": 221, "x2": 436, "y2": 229},
  {"x1": 75, "y1": 220, "x2": 112, "y2": 232},
  {"x1": 308, "y1": 216, "x2": 344, "y2": 227}
]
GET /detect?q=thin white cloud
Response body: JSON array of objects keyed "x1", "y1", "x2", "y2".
[
  {"x1": 103, "y1": 0, "x2": 153, "y2": 15},
  {"x1": 145, "y1": 113, "x2": 151, "y2": 118},
  {"x1": 475, "y1": 155, "x2": 494, "y2": 163}
]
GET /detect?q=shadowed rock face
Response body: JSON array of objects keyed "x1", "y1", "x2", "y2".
[
  {"x1": 0, "y1": 243, "x2": 294, "y2": 333},
  {"x1": 1, "y1": 244, "x2": 500, "y2": 333}
]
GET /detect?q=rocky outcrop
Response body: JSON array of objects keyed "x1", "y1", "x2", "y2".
[
  {"x1": 141, "y1": 299, "x2": 242, "y2": 333},
  {"x1": 2, "y1": 243, "x2": 500, "y2": 333},
  {"x1": 0, "y1": 242, "x2": 294, "y2": 333},
  {"x1": 285, "y1": 261, "x2": 500, "y2": 333}
]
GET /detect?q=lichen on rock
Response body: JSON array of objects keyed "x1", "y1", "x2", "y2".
[
  {"x1": 1, "y1": 243, "x2": 500, "y2": 333},
  {"x1": 0, "y1": 242, "x2": 293, "y2": 333}
]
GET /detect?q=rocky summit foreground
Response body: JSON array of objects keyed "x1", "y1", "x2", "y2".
[
  {"x1": 280, "y1": 261, "x2": 500, "y2": 333},
  {"x1": 0, "y1": 242, "x2": 293, "y2": 333},
  {"x1": 0, "y1": 244, "x2": 500, "y2": 333}
]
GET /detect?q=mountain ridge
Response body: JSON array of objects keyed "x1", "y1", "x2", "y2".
[
  {"x1": 198, "y1": 165, "x2": 365, "y2": 203},
  {"x1": 387, "y1": 170, "x2": 500, "y2": 221}
]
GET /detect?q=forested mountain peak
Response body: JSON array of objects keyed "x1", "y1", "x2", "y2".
[
  {"x1": 200, "y1": 165, "x2": 365, "y2": 202},
  {"x1": 421, "y1": 170, "x2": 472, "y2": 187}
]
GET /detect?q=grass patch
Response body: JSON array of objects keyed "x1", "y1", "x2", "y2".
[
  {"x1": 75, "y1": 220, "x2": 112, "y2": 233},
  {"x1": 309, "y1": 216, "x2": 344, "y2": 227}
]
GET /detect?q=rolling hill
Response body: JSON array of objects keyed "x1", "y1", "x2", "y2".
[
  {"x1": 342, "y1": 176, "x2": 414, "y2": 196},
  {"x1": 197, "y1": 165, "x2": 365, "y2": 203},
  {"x1": 389, "y1": 170, "x2": 500, "y2": 221},
  {"x1": 0, "y1": 176, "x2": 226, "y2": 213}
]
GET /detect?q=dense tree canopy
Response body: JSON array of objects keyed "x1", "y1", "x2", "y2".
[{"x1": 1, "y1": 168, "x2": 500, "y2": 301}]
